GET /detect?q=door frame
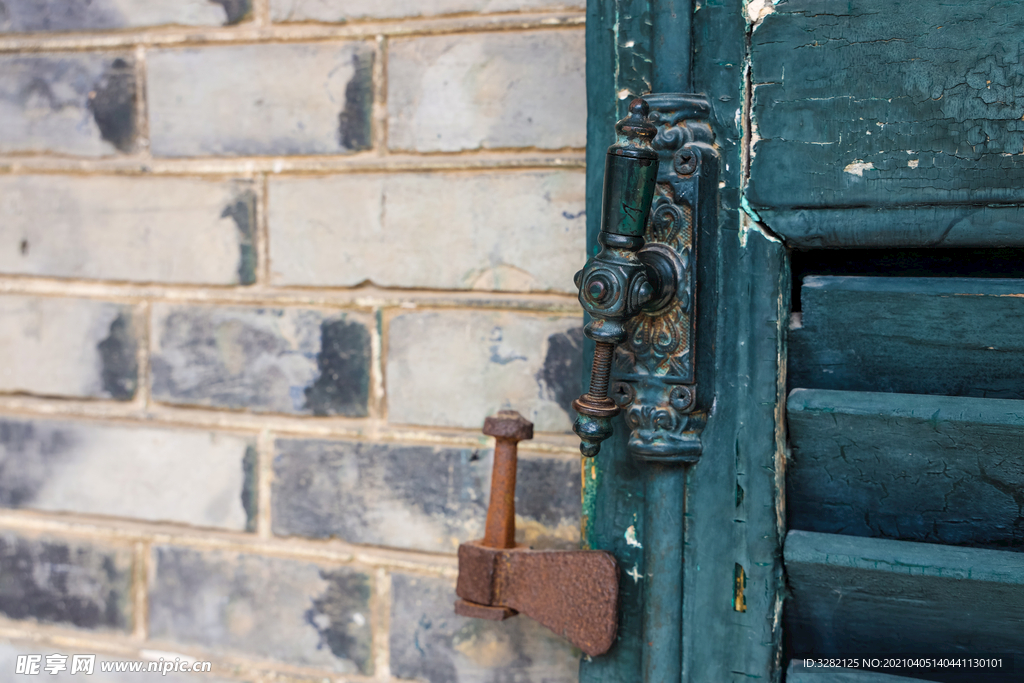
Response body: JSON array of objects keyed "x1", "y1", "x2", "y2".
[{"x1": 581, "y1": 2, "x2": 788, "y2": 681}]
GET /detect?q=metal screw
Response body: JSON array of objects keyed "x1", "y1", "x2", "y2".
[
  {"x1": 611, "y1": 381, "x2": 635, "y2": 407},
  {"x1": 588, "y1": 342, "x2": 615, "y2": 402},
  {"x1": 674, "y1": 149, "x2": 697, "y2": 176},
  {"x1": 669, "y1": 385, "x2": 694, "y2": 412}
]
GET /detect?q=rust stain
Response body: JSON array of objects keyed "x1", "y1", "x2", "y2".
[{"x1": 734, "y1": 563, "x2": 747, "y2": 612}]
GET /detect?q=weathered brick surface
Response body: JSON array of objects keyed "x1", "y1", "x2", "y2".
[
  {"x1": 271, "y1": 0, "x2": 583, "y2": 23},
  {"x1": 0, "y1": 296, "x2": 137, "y2": 400},
  {"x1": 0, "y1": 2, "x2": 592, "y2": 677},
  {"x1": 0, "y1": 175, "x2": 256, "y2": 284},
  {"x1": 0, "y1": 0, "x2": 250, "y2": 33},
  {"x1": 0, "y1": 532, "x2": 133, "y2": 631},
  {"x1": 387, "y1": 30, "x2": 586, "y2": 152},
  {"x1": 0, "y1": 418, "x2": 255, "y2": 530},
  {"x1": 272, "y1": 439, "x2": 580, "y2": 553},
  {"x1": 151, "y1": 304, "x2": 371, "y2": 416},
  {"x1": 269, "y1": 171, "x2": 585, "y2": 292},
  {"x1": 149, "y1": 546, "x2": 373, "y2": 674},
  {"x1": 387, "y1": 311, "x2": 582, "y2": 432},
  {"x1": 147, "y1": 43, "x2": 375, "y2": 157},
  {"x1": 0, "y1": 54, "x2": 137, "y2": 155},
  {"x1": 0, "y1": 642, "x2": 240, "y2": 682},
  {"x1": 390, "y1": 573, "x2": 579, "y2": 683}
]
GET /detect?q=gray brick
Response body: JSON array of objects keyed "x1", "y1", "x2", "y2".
[
  {"x1": 148, "y1": 43, "x2": 374, "y2": 157},
  {"x1": 271, "y1": 0, "x2": 583, "y2": 23},
  {"x1": 272, "y1": 439, "x2": 580, "y2": 553},
  {"x1": 0, "y1": 642, "x2": 240, "y2": 682},
  {"x1": 390, "y1": 573, "x2": 579, "y2": 683},
  {"x1": 387, "y1": 311, "x2": 582, "y2": 432},
  {"x1": 0, "y1": 54, "x2": 136, "y2": 155},
  {"x1": 151, "y1": 304, "x2": 371, "y2": 416},
  {"x1": 0, "y1": 175, "x2": 256, "y2": 284},
  {"x1": 0, "y1": 296, "x2": 137, "y2": 400},
  {"x1": 0, "y1": 418, "x2": 255, "y2": 531},
  {"x1": 387, "y1": 30, "x2": 585, "y2": 152},
  {"x1": 150, "y1": 546, "x2": 372, "y2": 674},
  {"x1": 269, "y1": 171, "x2": 585, "y2": 292},
  {"x1": 0, "y1": 532, "x2": 133, "y2": 631},
  {"x1": 0, "y1": 0, "x2": 250, "y2": 33}
]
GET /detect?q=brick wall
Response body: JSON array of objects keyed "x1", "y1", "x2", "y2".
[{"x1": 0, "y1": 2, "x2": 586, "y2": 681}]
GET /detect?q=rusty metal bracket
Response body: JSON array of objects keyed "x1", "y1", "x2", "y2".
[{"x1": 454, "y1": 411, "x2": 620, "y2": 658}]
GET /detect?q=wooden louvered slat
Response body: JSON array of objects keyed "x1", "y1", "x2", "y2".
[
  {"x1": 787, "y1": 388, "x2": 1024, "y2": 549},
  {"x1": 789, "y1": 276, "x2": 1024, "y2": 399},
  {"x1": 785, "y1": 531, "x2": 1024, "y2": 683}
]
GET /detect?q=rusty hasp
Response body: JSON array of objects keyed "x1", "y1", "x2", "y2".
[{"x1": 454, "y1": 410, "x2": 620, "y2": 658}]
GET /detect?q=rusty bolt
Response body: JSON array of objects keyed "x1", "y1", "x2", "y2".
[
  {"x1": 483, "y1": 410, "x2": 534, "y2": 441},
  {"x1": 481, "y1": 411, "x2": 533, "y2": 549}
]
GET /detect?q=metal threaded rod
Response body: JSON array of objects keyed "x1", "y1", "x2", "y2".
[{"x1": 588, "y1": 342, "x2": 615, "y2": 400}]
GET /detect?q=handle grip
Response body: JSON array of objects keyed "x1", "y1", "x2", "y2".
[{"x1": 572, "y1": 98, "x2": 661, "y2": 456}]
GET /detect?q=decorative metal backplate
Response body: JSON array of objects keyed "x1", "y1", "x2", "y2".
[{"x1": 611, "y1": 94, "x2": 719, "y2": 463}]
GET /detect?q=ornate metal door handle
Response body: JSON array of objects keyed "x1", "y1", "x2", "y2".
[{"x1": 573, "y1": 95, "x2": 718, "y2": 462}]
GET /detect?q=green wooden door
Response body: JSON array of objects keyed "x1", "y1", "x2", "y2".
[{"x1": 581, "y1": 2, "x2": 1024, "y2": 682}]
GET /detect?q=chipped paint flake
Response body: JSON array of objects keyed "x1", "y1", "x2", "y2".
[
  {"x1": 908, "y1": 158, "x2": 920, "y2": 168},
  {"x1": 624, "y1": 525, "x2": 642, "y2": 548},
  {"x1": 627, "y1": 565, "x2": 643, "y2": 583},
  {"x1": 745, "y1": 0, "x2": 776, "y2": 28},
  {"x1": 739, "y1": 207, "x2": 782, "y2": 248},
  {"x1": 843, "y1": 160, "x2": 874, "y2": 177}
]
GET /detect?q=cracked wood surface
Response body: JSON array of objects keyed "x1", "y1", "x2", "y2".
[
  {"x1": 789, "y1": 276, "x2": 1024, "y2": 399},
  {"x1": 787, "y1": 388, "x2": 1024, "y2": 550},
  {"x1": 761, "y1": 205, "x2": 1024, "y2": 249},
  {"x1": 784, "y1": 531, "x2": 1024, "y2": 683},
  {"x1": 748, "y1": 0, "x2": 1024, "y2": 241}
]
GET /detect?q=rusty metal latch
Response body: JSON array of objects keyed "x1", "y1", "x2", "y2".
[
  {"x1": 454, "y1": 411, "x2": 620, "y2": 657},
  {"x1": 573, "y1": 95, "x2": 718, "y2": 462}
]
